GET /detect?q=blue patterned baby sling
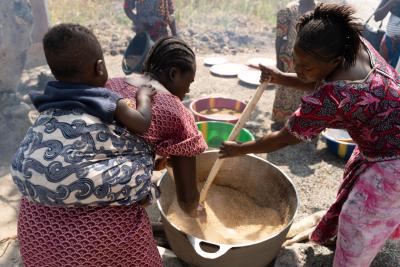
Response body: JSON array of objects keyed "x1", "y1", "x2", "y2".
[{"x1": 11, "y1": 109, "x2": 156, "y2": 206}]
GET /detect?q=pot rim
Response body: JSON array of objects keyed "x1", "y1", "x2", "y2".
[
  {"x1": 189, "y1": 96, "x2": 246, "y2": 122},
  {"x1": 156, "y1": 152, "x2": 300, "y2": 248}
]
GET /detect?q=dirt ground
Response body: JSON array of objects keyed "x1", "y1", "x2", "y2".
[
  {"x1": 2, "y1": 51, "x2": 399, "y2": 266},
  {"x1": 1, "y1": 0, "x2": 399, "y2": 265}
]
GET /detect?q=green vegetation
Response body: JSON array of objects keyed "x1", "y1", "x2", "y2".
[{"x1": 48, "y1": 0, "x2": 289, "y2": 27}]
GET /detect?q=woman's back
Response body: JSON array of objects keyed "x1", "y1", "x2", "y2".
[{"x1": 292, "y1": 38, "x2": 400, "y2": 160}]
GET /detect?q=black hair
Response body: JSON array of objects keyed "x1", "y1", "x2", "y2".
[
  {"x1": 296, "y1": 3, "x2": 363, "y2": 69},
  {"x1": 143, "y1": 37, "x2": 195, "y2": 78},
  {"x1": 43, "y1": 23, "x2": 103, "y2": 78}
]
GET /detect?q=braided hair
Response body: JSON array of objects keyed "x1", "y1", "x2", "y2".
[
  {"x1": 296, "y1": 3, "x2": 363, "y2": 69},
  {"x1": 143, "y1": 37, "x2": 195, "y2": 79}
]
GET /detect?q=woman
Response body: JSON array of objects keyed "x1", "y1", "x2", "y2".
[
  {"x1": 107, "y1": 37, "x2": 207, "y2": 215},
  {"x1": 222, "y1": 4, "x2": 400, "y2": 266},
  {"x1": 124, "y1": 0, "x2": 178, "y2": 41},
  {"x1": 14, "y1": 30, "x2": 206, "y2": 267},
  {"x1": 272, "y1": 0, "x2": 317, "y2": 126},
  {"x1": 375, "y1": 0, "x2": 400, "y2": 67}
]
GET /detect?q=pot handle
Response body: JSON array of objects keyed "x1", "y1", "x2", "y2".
[{"x1": 187, "y1": 235, "x2": 232, "y2": 259}]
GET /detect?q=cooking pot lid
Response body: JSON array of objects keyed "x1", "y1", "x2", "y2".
[
  {"x1": 203, "y1": 56, "x2": 229, "y2": 66},
  {"x1": 210, "y1": 63, "x2": 249, "y2": 77},
  {"x1": 238, "y1": 69, "x2": 262, "y2": 86},
  {"x1": 246, "y1": 57, "x2": 276, "y2": 69}
]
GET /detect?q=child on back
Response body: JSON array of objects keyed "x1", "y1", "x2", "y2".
[
  {"x1": 12, "y1": 24, "x2": 163, "y2": 267},
  {"x1": 106, "y1": 37, "x2": 208, "y2": 215},
  {"x1": 221, "y1": 4, "x2": 400, "y2": 267}
]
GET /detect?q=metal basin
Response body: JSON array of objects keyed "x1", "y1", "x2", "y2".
[{"x1": 157, "y1": 151, "x2": 298, "y2": 267}]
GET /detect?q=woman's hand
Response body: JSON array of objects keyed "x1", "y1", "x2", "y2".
[
  {"x1": 259, "y1": 64, "x2": 284, "y2": 84},
  {"x1": 219, "y1": 141, "x2": 245, "y2": 158}
]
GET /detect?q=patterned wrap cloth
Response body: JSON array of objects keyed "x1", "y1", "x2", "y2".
[
  {"x1": 15, "y1": 78, "x2": 206, "y2": 267},
  {"x1": 11, "y1": 109, "x2": 156, "y2": 207},
  {"x1": 286, "y1": 38, "x2": 400, "y2": 266}
]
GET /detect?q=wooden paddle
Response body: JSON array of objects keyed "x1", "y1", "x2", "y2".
[{"x1": 199, "y1": 81, "x2": 269, "y2": 204}]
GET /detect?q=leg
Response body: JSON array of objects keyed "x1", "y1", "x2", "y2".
[{"x1": 333, "y1": 160, "x2": 400, "y2": 267}]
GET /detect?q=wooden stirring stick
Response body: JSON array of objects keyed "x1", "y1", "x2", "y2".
[{"x1": 199, "y1": 81, "x2": 269, "y2": 204}]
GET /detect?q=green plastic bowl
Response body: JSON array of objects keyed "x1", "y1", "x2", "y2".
[{"x1": 196, "y1": 121, "x2": 255, "y2": 148}]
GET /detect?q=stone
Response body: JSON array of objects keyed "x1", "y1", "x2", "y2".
[
  {"x1": 0, "y1": 0, "x2": 33, "y2": 90},
  {"x1": 274, "y1": 244, "x2": 305, "y2": 267},
  {"x1": 157, "y1": 247, "x2": 187, "y2": 267},
  {"x1": 0, "y1": 91, "x2": 32, "y2": 165},
  {"x1": 25, "y1": 0, "x2": 49, "y2": 69},
  {"x1": 274, "y1": 243, "x2": 334, "y2": 267}
]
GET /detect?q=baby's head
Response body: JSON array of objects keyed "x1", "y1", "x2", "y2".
[
  {"x1": 43, "y1": 23, "x2": 108, "y2": 87},
  {"x1": 293, "y1": 3, "x2": 362, "y2": 82},
  {"x1": 143, "y1": 37, "x2": 196, "y2": 100}
]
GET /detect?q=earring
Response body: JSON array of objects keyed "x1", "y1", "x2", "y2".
[{"x1": 99, "y1": 70, "x2": 104, "y2": 75}]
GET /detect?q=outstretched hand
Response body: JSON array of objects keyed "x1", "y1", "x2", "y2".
[
  {"x1": 259, "y1": 64, "x2": 283, "y2": 84},
  {"x1": 219, "y1": 141, "x2": 244, "y2": 158}
]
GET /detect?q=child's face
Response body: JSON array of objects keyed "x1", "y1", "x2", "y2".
[
  {"x1": 171, "y1": 63, "x2": 196, "y2": 100},
  {"x1": 293, "y1": 44, "x2": 341, "y2": 83}
]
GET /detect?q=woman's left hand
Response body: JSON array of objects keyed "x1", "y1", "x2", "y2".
[{"x1": 219, "y1": 141, "x2": 244, "y2": 158}]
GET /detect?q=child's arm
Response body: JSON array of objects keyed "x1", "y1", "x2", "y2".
[
  {"x1": 114, "y1": 86, "x2": 155, "y2": 134},
  {"x1": 259, "y1": 64, "x2": 316, "y2": 92},
  {"x1": 169, "y1": 156, "x2": 200, "y2": 215},
  {"x1": 220, "y1": 127, "x2": 301, "y2": 158}
]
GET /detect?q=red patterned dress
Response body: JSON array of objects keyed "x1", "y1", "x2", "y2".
[
  {"x1": 286, "y1": 39, "x2": 400, "y2": 266},
  {"x1": 17, "y1": 78, "x2": 207, "y2": 267}
]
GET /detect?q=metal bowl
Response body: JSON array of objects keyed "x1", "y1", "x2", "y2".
[{"x1": 157, "y1": 151, "x2": 298, "y2": 267}]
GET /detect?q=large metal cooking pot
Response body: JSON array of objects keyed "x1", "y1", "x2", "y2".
[{"x1": 157, "y1": 151, "x2": 299, "y2": 267}]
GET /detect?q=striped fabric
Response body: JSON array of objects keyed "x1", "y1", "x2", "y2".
[{"x1": 386, "y1": 14, "x2": 400, "y2": 37}]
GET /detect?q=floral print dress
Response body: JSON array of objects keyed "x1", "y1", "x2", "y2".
[{"x1": 287, "y1": 38, "x2": 400, "y2": 267}]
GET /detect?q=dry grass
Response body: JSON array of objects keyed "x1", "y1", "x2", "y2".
[
  {"x1": 47, "y1": 0, "x2": 130, "y2": 26},
  {"x1": 47, "y1": 0, "x2": 289, "y2": 28},
  {"x1": 174, "y1": 0, "x2": 289, "y2": 26}
]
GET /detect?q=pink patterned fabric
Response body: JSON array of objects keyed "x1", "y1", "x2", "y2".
[
  {"x1": 17, "y1": 77, "x2": 206, "y2": 267},
  {"x1": 286, "y1": 39, "x2": 400, "y2": 265},
  {"x1": 333, "y1": 159, "x2": 400, "y2": 266},
  {"x1": 106, "y1": 77, "x2": 207, "y2": 157},
  {"x1": 18, "y1": 197, "x2": 162, "y2": 267}
]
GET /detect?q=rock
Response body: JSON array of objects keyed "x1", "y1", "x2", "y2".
[
  {"x1": 245, "y1": 121, "x2": 261, "y2": 130},
  {"x1": 200, "y1": 35, "x2": 209, "y2": 42},
  {"x1": 187, "y1": 29, "x2": 195, "y2": 36},
  {"x1": 25, "y1": 0, "x2": 50, "y2": 69},
  {"x1": 37, "y1": 71, "x2": 54, "y2": 88},
  {"x1": 0, "y1": 238, "x2": 23, "y2": 267},
  {"x1": 157, "y1": 247, "x2": 186, "y2": 267},
  {"x1": 0, "y1": 91, "x2": 32, "y2": 165},
  {"x1": 274, "y1": 243, "x2": 334, "y2": 267},
  {"x1": 0, "y1": 0, "x2": 33, "y2": 90},
  {"x1": 274, "y1": 244, "x2": 305, "y2": 267},
  {"x1": 110, "y1": 49, "x2": 118, "y2": 56}
]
